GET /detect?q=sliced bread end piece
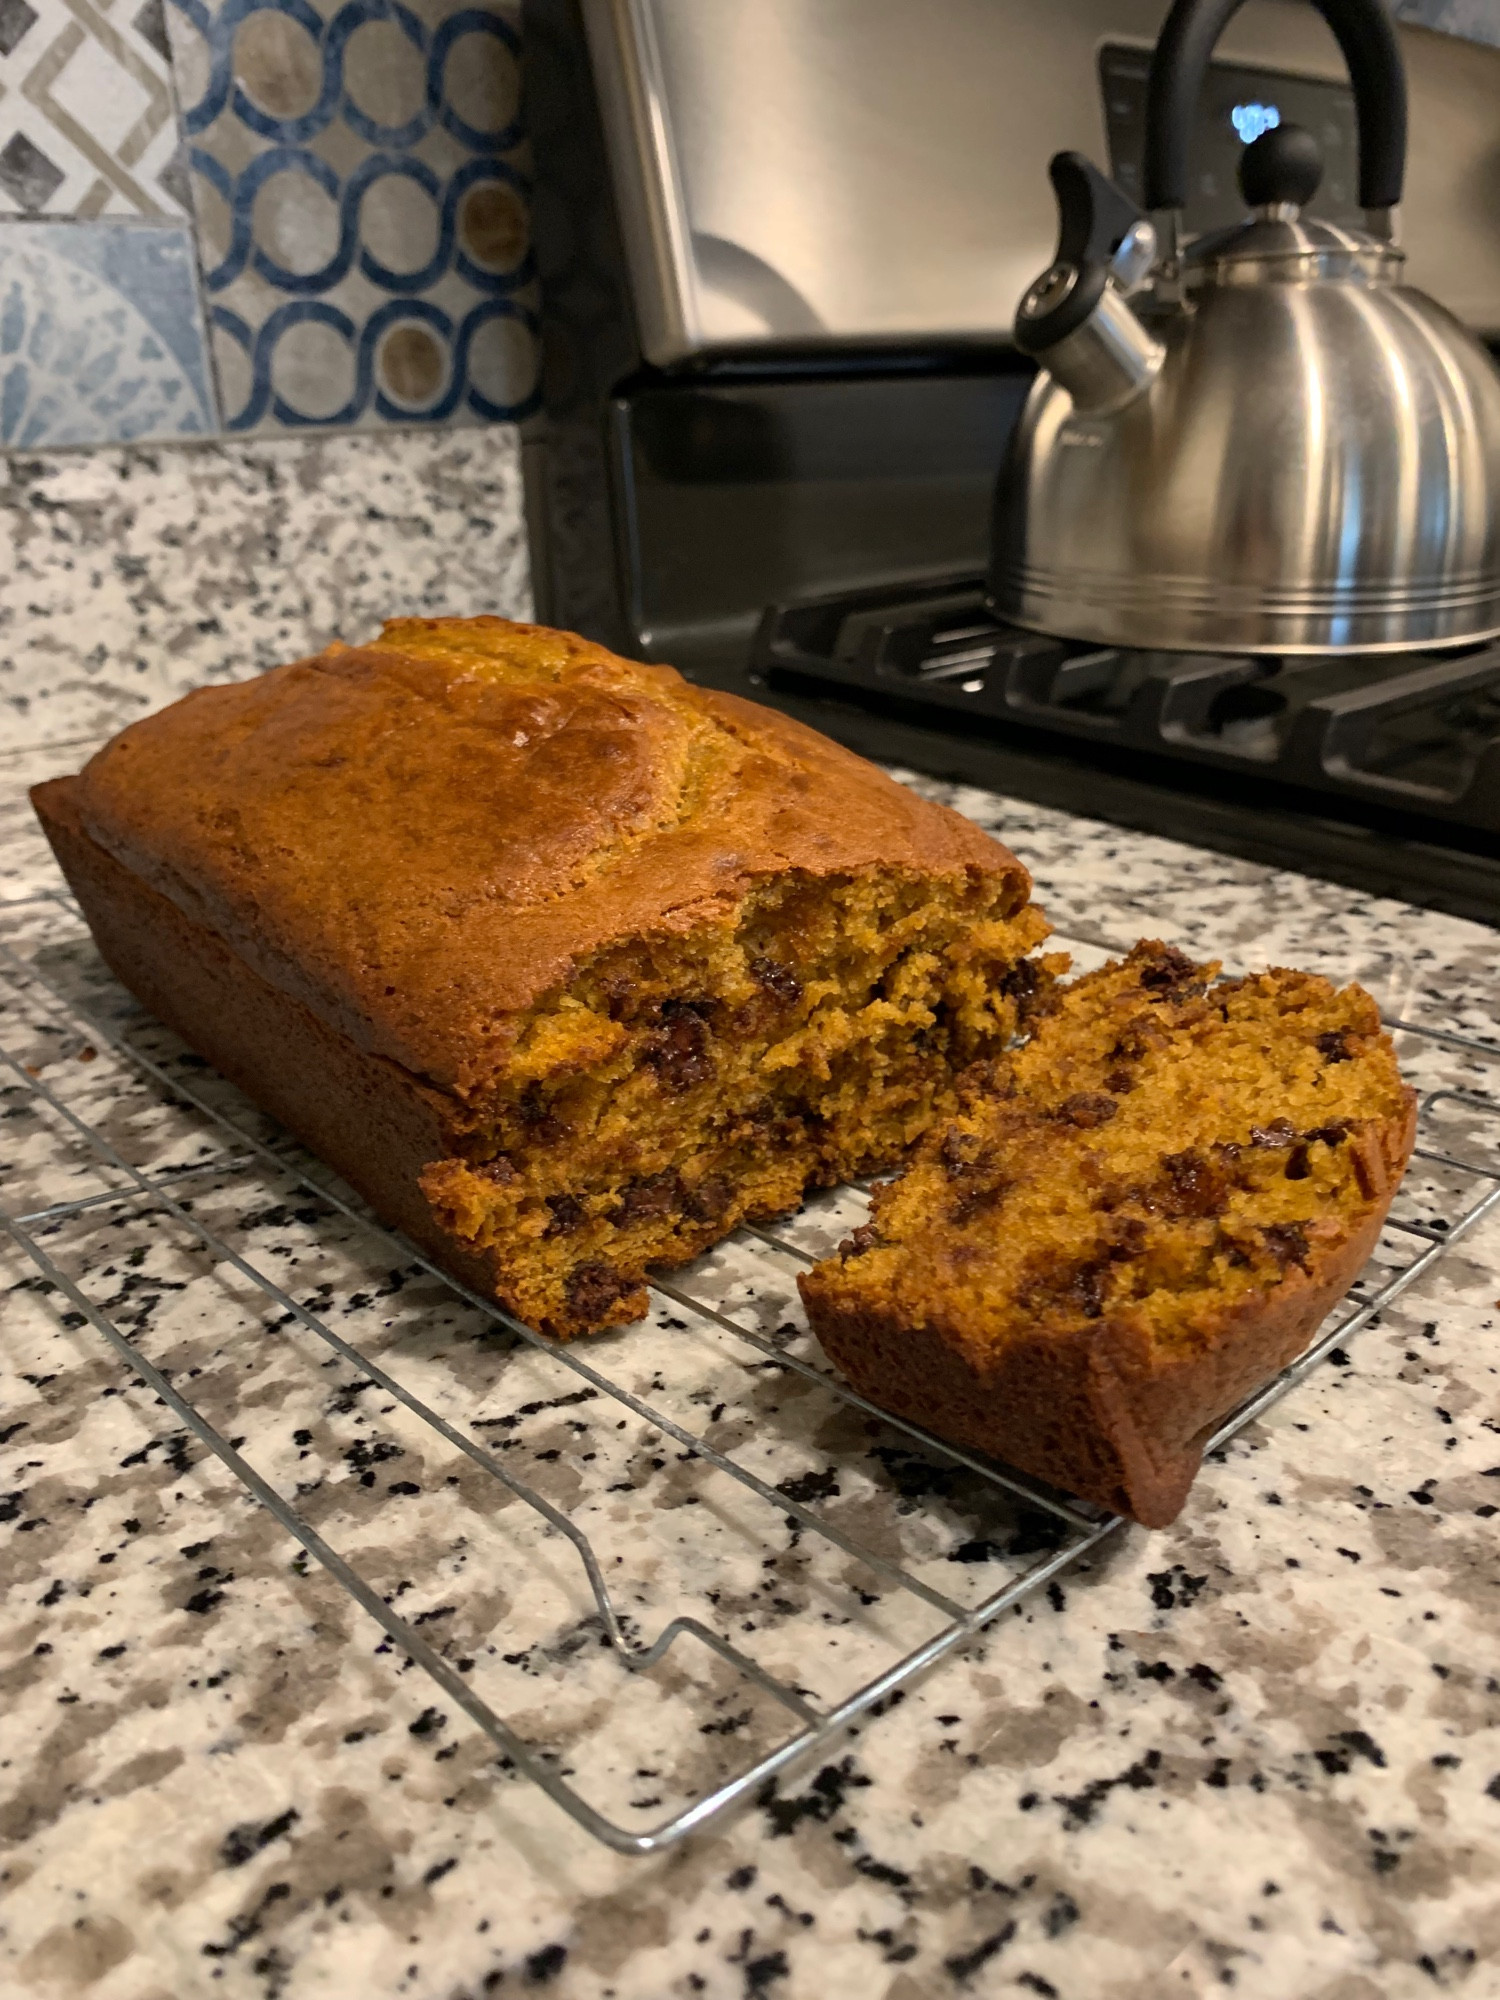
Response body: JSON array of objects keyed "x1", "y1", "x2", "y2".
[{"x1": 798, "y1": 941, "x2": 1417, "y2": 1525}]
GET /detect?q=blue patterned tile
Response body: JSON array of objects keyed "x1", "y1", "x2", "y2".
[
  {"x1": 165, "y1": 0, "x2": 540, "y2": 432},
  {"x1": 0, "y1": 221, "x2": 216, "y2": 444}
]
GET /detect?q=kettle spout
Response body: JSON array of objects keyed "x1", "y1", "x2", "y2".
[
  {"x1": 1017, "y1": 274, "x2": 1164, "y2": 416},
  {"x1": 1014, "y1": 154, "x2": 1164, "y2": 417}
]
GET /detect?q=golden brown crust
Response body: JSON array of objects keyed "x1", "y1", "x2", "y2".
[
  {"x1": 32, "y1": 775, "x2": 501, "y2": 1290},
  {"x1": 64, "y1": 618, "x2": 1028, "y2": 1105},
  {"x1": 34, "y1": 618, "x2": 1041, "y2": 1339}
]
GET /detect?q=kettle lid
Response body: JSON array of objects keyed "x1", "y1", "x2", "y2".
[{"x1": 1184, "y1": 122, "x2": 1404, "y2": 284}]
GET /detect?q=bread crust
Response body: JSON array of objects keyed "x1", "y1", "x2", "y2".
[
  {"x1": 60, "y1": 618, "x2": 1028, "y2": 1106},
  {"x1": 800, "y1": 1096, "x2": 1417, "y2": 1527},
  {"x1": 32, "y1": 775, "x2": 506, "y2": 1296}
]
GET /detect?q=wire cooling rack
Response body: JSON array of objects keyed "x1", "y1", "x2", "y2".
[{"x1": 2, "y1": 887, "x2": 1498, "y2": 1854}]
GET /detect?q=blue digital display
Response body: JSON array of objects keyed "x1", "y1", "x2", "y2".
[{"x1": 1231, "y1": 102, "x2": 1281, "y2": 144}]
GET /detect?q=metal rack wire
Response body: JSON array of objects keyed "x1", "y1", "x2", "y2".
[{"x1": 2, "y1": 888, "x2": 1497, "y2": 1855}]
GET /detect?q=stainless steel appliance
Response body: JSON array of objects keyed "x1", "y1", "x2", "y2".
[
  {"x1": 522, "y1": 0, "x2": 1500, "y2": 920},
  {"x1": 996, "y1": 0, "x2": 1500, "y2": 656}
]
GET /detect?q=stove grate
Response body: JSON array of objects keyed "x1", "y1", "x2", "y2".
[{"x1": 760, "y1": 577, "x2": 1500, "y2": 835}]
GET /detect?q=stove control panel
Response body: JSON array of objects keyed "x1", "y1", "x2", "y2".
[{"x1": 1099, "y1": 43, "x2": 1361, "y2": 236}]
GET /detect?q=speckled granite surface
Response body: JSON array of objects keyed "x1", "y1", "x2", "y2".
[
  {"x1": 1, "y1": 442, "x2": 1499, "y2": 2000},
  {"x1": 0, "y1": 430, "x2": 532, "y2": 749}
]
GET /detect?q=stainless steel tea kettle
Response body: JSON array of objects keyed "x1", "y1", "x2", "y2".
[{"x1": 991, "y1": 0, "x2": 1500, "y2": 655}]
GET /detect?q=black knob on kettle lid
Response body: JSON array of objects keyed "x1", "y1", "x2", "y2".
[{"x1": 1238, "y1": 121, "x2": 1323, "y2": 210}]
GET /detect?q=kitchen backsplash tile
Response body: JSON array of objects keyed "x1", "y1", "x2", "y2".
[
  {"x1": 0, "y1": 0, "x2": 188, "y2": 217},
  {"x1": 0, "y1": 220, "x2": 215, "y2": 444},
  {"x1": 165, "y1": 0, "x2": 539, "y2": 432},
  {"x1": 0, "y1": 0, "x2": 1490, "y2": 451}
]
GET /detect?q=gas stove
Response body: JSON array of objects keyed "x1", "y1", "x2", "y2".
[
  {"x1": 747, "y1": 575, "x2": 1500, "y2": 923},
  {"x1": 759, "y1": 573, "x2": 1500, "y2": 838},
  {"x1": 522, "y1": 0, "x2": 1500, "y2": 928}
]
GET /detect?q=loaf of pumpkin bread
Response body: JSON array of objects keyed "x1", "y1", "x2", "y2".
[
  {"x1": 799, "y1": 942, "x2": 1416, "y2": 1526},
  {"x1": 33, "y1": 617, "x2": 1055, "y2": 1335}
]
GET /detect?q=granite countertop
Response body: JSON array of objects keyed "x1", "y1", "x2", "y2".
[{"x1": 2, "y1": 436, "x2": 1499, "y2": 2000}]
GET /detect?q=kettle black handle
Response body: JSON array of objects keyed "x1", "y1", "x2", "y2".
[
  {"x1": 1051, "y1": 151, "x2": 1148, "y2": 277},
  {"x1": 1143, "y1": 0, "x2": 1406, "y2": 215}
]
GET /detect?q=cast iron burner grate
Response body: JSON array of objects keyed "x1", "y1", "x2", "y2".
[
  {"x1": 2, "y1": 892, "x2": 1497, "y2": 1853},
  {"x1": 757, "y1": 576, "x2": 1500, "y2": 838}
]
